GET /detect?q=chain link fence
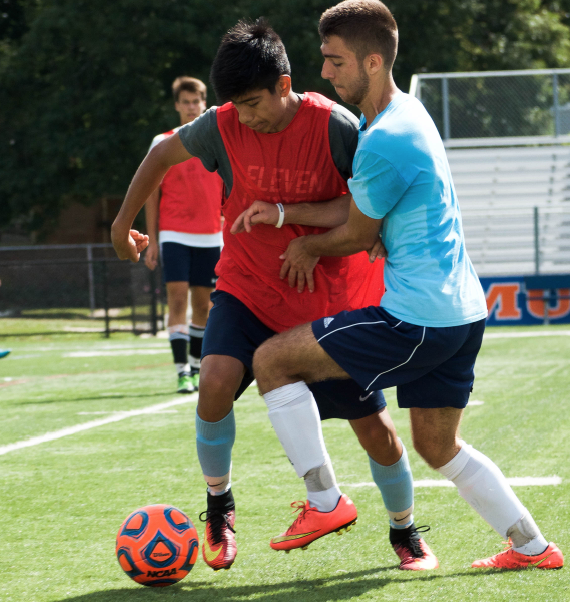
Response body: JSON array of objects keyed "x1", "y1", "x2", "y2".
[
  {"x1": 411, "y1": 68, "x2": 570, "y2": 144},
  {"x1": 410, "y1": 68, "x2": 570, "y2": 278},
  {"x1": 0, "y1": 244, "x2": 165, "y2": 336}
]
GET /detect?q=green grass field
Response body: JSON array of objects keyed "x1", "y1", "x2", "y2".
[{"x1": 1, "y1": 320, "x2": 569, "y2": 601}]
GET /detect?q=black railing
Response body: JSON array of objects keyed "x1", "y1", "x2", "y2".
[{"x1": 0, "y1": 244, "x2": 165, "y2": 337}]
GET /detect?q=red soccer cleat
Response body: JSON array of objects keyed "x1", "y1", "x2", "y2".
[
  {"x1": 472, "y1": 541, "x2": 564, "y2": 570},
  {"x1": 270, "y1": 494, "x2": 357, "y2": 552},
  {"x1": 201, "y1": 508, "x2": 236, "y2": 570},
  {"x1": 391, "y1": 525, "x2": 439, "y2": 571},
  {"x1": 199, "y1": 491, "x2": 237, "y2": 571}
]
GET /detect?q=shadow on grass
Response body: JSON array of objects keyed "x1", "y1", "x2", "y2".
[
  {"x1": 19, "y1": 312, "x2": 96, "y2": 320},
  {"x1": 1, "y1": 331, "x2": 106, "y2": 338},
  {"x1": 16, "y1": 392, "x2": 171, "y2": 405},
  {"x1": 55, "y1": 566, "x2": 508, "y2": 602}
]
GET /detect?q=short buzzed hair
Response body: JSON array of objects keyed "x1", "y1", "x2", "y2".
[
  {"x1": 319, "y1": 0, "x2": 398, "y2": 71},
  {"x1": 172, "y1": 76, "x2": 207, "y2": 102}
]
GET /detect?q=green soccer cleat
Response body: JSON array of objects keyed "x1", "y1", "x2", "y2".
[
  {"x1": 189, "y1": 370, "x2": 200, "y2": 392},
  {"x1": 177, "y1": 373, "x2": 195, "y2": 394}
]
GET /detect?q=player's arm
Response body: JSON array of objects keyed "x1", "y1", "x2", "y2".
[
  {"x1": 143, "y1": 188, "x2": 160, "y2": 270},
  {"x1": 230, "y1": 195, "x2": 350, "y2": 234},
  {"x1": 111, "y1": 134, "x2": 192, "y2": 262},
  {"x1": 280, "y1": 198, "x2": 384, "y2": 292}
]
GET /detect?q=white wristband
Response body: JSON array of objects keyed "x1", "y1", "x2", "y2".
[{"x1": 275, "y1": 203, "x2": 285, "y2": 228}]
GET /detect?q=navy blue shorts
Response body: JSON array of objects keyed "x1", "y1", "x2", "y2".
[
  {"x1": 312, "y1": 306, "x2": 486, "y2": 409},
  {"x1": 202, "y1": 290, "x2": 386, "y2": 420},
  {"x1": 160, "y1": 242, "x2": 220, "y2": 287}
]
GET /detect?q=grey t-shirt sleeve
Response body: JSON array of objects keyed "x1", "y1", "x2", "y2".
[
  {"x1": 177, "y1": 107, "x2": 233, "y2": 193},
  {"x1": 328, "y1": 104, "x2": 359, "y2": 181},
  {"x1": 176, "y1": 100, "x2": 358, "y2": 194}
]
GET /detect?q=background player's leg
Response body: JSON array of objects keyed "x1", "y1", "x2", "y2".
[
  {"x1": 188, "y1": 285, "x2": 214, "y2": 390},
  {"x1": 166, "y1": 281, "x2": 192, "y2": 393},
  {"x1": 196, "y1": 354, "x2": 246, "y2": 570},
  {"x1": 410, "y1": 407, "x2": 557, "y2": 566}
]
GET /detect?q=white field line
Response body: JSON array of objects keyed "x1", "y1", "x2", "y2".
[
  {"x1": 0, "y1": 394, "x2": 198, "y2": 457},
  {"x1": 469, "y1": 400, "x2": 485, "y2": 406},
  {"x1": 341, "y1": 476, "x2": 562, "y2": 488},
  {"x1": 64, "y1": 349, "x2": 170, "y2": 358},
  {"x1": 6, "y1": 344, "x2": 167, "y2": 353},
  {"x1": 484, "y1": 330, "x2": 570, "y2": 339},
  {"x1": 77, "y1": 410, "x2": 179, "y2": 415}
]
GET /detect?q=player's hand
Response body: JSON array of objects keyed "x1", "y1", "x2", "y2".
[
  {"x1": 279, "y1": 236, "x2": 319, "y2": 293},
  {"x1": 368, "y1": 235, "x2": 387, "y2": 263},
  {"x1": 111, "y1": 227, "x2": 149, "y2": 263},
  {"x1": 231, "y1": 200, "x2": 280, "y2": 234},
  {"x1": 144, "y1": 240, "x2": 159, "y2": 270}
]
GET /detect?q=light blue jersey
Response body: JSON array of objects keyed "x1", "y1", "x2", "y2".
[{"x1": 348, "y1": 93, "x2": 487, "y2": 327}]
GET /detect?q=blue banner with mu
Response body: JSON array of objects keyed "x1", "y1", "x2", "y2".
[{"x1": 480, "y1": 275, "x2": 570, "y2": 326}]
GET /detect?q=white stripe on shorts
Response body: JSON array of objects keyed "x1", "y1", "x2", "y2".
[
  {"x1": 316, "y1": 317, "x2": 423, "y2": 391},
  {"x1": 365, "y1": 327, "x2": 426, "y2": 391},
  {"x1": 316, "y1": 320, "x2": 389, "y2": 343}
]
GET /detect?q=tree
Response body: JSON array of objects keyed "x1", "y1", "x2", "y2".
[{"x1": 1, "y1": 0, "x2": 570, "y2": 237}]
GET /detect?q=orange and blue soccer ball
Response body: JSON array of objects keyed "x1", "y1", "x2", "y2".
[{"x1": 116, "y1": 504, "x2": 199, "y2": 587}]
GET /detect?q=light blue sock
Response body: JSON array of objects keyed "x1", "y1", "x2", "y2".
[
  {"x1": 196, "y1": 409, "x2": 236, "y2": 496},
  {"x1": 369, "y1": 440, "x2": 414, "y2": 529}
]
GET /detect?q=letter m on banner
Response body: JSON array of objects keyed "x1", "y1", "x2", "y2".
[{"x1": 486, "y1": 282, "x2": 522, "y2": 321}]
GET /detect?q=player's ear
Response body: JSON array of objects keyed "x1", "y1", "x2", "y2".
[
  {"x1": 365, "y1": 53, "x2": 384, "y2": 75},
  {"x1": 277, "y1": 75, "x2": 292, "y2": 98}
]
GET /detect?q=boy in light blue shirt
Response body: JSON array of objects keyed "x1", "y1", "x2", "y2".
[
  {"x1": 349, "y1": 92, "x2": 487, "y2": 327},
  {"x1": 251, "y1": 0, "x2": 562, "y2": 572}
]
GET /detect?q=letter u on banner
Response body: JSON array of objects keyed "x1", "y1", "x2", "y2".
[{"x1": 527, "y1": 288, "x2": 570, "y2": 320}]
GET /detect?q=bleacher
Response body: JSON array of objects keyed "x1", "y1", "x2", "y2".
[
  {"x1": 410, "y1": 68, "x2": 570, "y2": 278},
  {"x1": 448, "y1": 144, "x2": 570, "y2": 276}
]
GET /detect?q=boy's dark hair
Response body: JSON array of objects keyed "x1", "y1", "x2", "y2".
[
  {"x1": 209, "y1": 18, "x2": 291, "y2": 104},
  {"x1": 172, "y1": 76, "x2": 207, "y2": 102},
  {"x1": 319, "y1": 0, "x2": 398, "y2": 71}
]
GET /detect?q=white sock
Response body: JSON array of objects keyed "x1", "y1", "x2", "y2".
[
  {"x1": 304, "y1": 458, "x2": 342, "y2": 512},
  {"x1": 175, "y1": 362, "x2": 190, "y2": 375},
  {"x1": 263, "y1": 382, "x2": 341, "y2": 512},
  {"x1": 437, "y1": 442, "x2": 548, "y2": 555}
]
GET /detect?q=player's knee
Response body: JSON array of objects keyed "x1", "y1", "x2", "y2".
[
  {"x1": 192, "y1": 301, "x2": 210, "y2": 323},
  {"x1": 351, "y1": 414, "x2": 399, "y2": 458},
  {"x1": 199, "y1": 368, "x2": 234, "y2": 399},
  {"x1": 168, "y1": 295, "x2": 187, "y2": 317},
  {"x1": 412, "y1": 436, "x2": 451, "y2": 469},
  {"x1": 252, "y1": 343, "x2": 274, "y2": 384},
  {"x1": 197, "y1": 373, "x2": 235, "y2": 421},
  {"x1": 354, "y1": 422, "x2": 383, "y2": 452}
]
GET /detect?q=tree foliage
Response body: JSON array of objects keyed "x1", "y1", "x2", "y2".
[{"x1": 1, "y1": 0, "x2": 570, "y2": 235}]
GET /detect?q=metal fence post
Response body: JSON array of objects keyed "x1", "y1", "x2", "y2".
[
  {"x1": 553, "y1": 72, "x2": 560, "y2": 137},
  {"x1": 409, "y1": 74, "x2": 420, "y2": 101},
  {"x1": 533, "y1": 206, "x2": 540, "y2": 275},
  {"x1": 87, "y1": 244, "x2": 95, "y2": 316},
  {"x1": 442, "y1": 76, "x2": 450, "y2": 141},
  {"x1": 102, "y1": 260, "x2": 110, "y2": 338},
  {"x1": 130, "y1": 264, "x2": 137, "y2": 335},
  {"x1": 150, "y1": 267, "x2": 158, "y2": 336}
]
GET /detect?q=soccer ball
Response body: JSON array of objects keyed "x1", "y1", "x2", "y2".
[{"x1": 116, "y1": 504, "x2": 199, "y2": 587}]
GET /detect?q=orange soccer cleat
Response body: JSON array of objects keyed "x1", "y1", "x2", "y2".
[
  {"x1": 270, "y1": 494, "x2": 357, "y2": 552},
  {"x1": 472, "y1": 541, "x2": 564, "y2": 570},
  {"x1": 391, "y1": 525, "x2": 439, "y2": 571},
  {"x1": 200, "y1": 492, "x2": 237, "y2": 571}
]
